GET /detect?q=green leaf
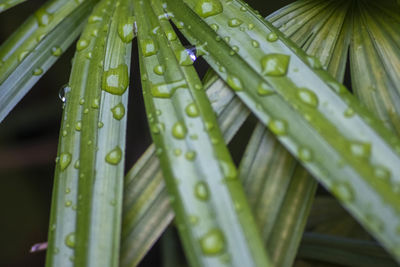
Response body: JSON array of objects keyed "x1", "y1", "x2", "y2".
[
  {"x1": 120, "y1": 76, "x2": 250, "y2": 267},
  {"x1": 46, "y1": 0, "x2": 134, "y2": 266},
  {"x1": 0, "y1": 0, "x2": 98, "y2": 123},
  {"x1": 134, "y1": 0, "x2": 270, "y2": 265},
  {"x1": 0, "y1": 0, "x2": 26, "y2": 13},
  {"x1": 166, "y1": 0, "x2": 400, "y2": 261}
]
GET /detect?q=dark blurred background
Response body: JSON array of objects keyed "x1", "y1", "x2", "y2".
[{"x1": 0, "y1": 1, "x2": 293, "y2": 266}]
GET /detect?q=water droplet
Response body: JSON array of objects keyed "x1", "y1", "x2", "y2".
[
  {"x1": 65, "y1": 188, "x2": 71, "y2": 194},
  {"x1": 220, "y1": 161, "x2": 237, "y2": 180},
  {"x1": 268, "y1": 119, "x2": 287, "y2": 136},
  {"x1": 174, "y1": 148, "x2": 182, "y2": 156},
  {"x1": 189, "y1": 215, "x2": 199, "y2": 225},
  {"x1": 59, "y1": 152, "x2": 72, "y2": 171},
  {"x1": 228, "y1": 18, "x2": 243, "y2": 27},
  {"x1": 75, "y1": 121, "x2": 82, "y2": 131},
  {"x1": 102, "y1": 64, "x2": 129, "y2": 95},
  {"x1": 18, "y1": 50, "x2": 30, "y2": 62},
  {"x1": 35, "y1": 8, "x2": 53, "y2": 27},
  {"x1": 151, "y1": 79, "x2": 187, "y2": 98},
  {"x1": 165, "y1": 29, "x2": 177, "y2": 41},
  {"x1": 185, "y1": 151, "x2": 196, "y2": 161},
  {"x1": 227, "y1": 75, "x2": 243, "y2": 91},
  {"x1": 105, "y1": 146, "x2": 123, "y2": 165},
  {"x1": 240, "y1": 6, "x2": 246, "y2": 11},
  {"x1": 248, "y1": 23, "x2": 255, "y2": 30},
  {"x1": 111, "y1": 103, "x2": 125, "y2": 120},
  {"x1": 98, "y1": 121, "x2": 104, "y2": 128},
  {"x1": 65, "y1": 232, "x2": 75, "y2": 248},
  {"x1": 349, "y1": 141, "x2": 371, "y2": 159},
  {"x1": 32, "y1": 68, "x2": 43, "y2": 76},
  {"x1": 261, "y1": 54, "x2": 290, "y2": 76},
  {"x1": 374, "y1": 165, "x2": 391, "y2": 181},
  {"x1": 297, "y1": 88, "x2": 319, "y2": 108},
  {"x1": 76, "y1": 39, "x2": 89, "y2": 51},
  {"x1": 251, "y1": 39, "x2": 259, "y2": 48},
  {"x1": 79, "y1": 98, "x2": 85, "y2": 105},
  {"x1": 331, "y1": 182, "x2": 354, "y2": 202},
  {"x1": 327, "y1": 81, "x2": 347, "y2": 94},
  {"x1": 74, "y1": 160, "x2": 80, "y2": 169},
  {"x1": 211, "y1": 23, "x2": 219, "y2": 31},
  {"x1": 141, "y1": 38, "x2": 158, "y2": 57},
  {"x1": 172, "y1": 122, "x2": 187, "y2": 139},
  {"x1": 194, "y1": 181, "x2": 210, "y2": 201},
  {"x1": 298, "y1": 147, "x2": 312, "y2": 161},
  {"x1": 153, "y1": 64, "x2": 165, "y2": 75},
  {"x1": 177, "y1": 47, "x2": 196, "y2": 65},
  {"x1": 92, "y1": 98, "x2": 100, "y2": 109},
  {"x1": 344, "y1": 108, "x2": 355, "y2": 117},
  {"x1": 65, "y1": 200, "x2": 72, "y2": 207},
  {"x1": 88, "y1": 15, "x2": 102, "y2": 23},
  {"x1": 51, "y1": 46, "x2": 62, "y2": 56},
  {"x1": 185, "y1": 103, "x2": 199, "y2": 117},
  {"x1": 257, "y1": 82, "x2": 274, "y2": 96},
  {"x1": 194, "y1": 0, "x2": 223, "y2": 18},
  {"x1": 118, "y1": 16, "x2": 135, "y2": 43},
  {"x1": 306, "y1": 55, "x2": 323, "y2": 69},
  {"x1": 266, "y1": 32, "x2": 278, "y2": 42},
  {"x1": 199, "y1": 229, "x2": 225, "y2": 255}
]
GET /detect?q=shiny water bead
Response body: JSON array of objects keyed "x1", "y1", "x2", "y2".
[
  {"x1": 118, "y1": 16, "x2": 135, "y2": 43},
  {"x1": 102, "y1": 64, "x2": 129, "y2": 95},
  {"x1": 185, "y1": 151, "x2": 197, "y2": 161},
  {"x1": 105, "y1": 146, "x2": 123, "y2": 165},
  {"x1": 92, "y1": 98, "x2": 100, "y2": 109},
  {"x1": 111, "y1": 103, "x2": 125, "y2": 120},
  {"x1": 185, "y1": 103, "x2": 199, "y2": 117},
  {"x1": 76, "y1": 39, "x2": 89, "y2": 51},
  {"x1": 257, "y1": 82, "x2": 274, "y2": 96},
  {"x1": 297, "y1": 88, "x2": 319, "y2": 108},
  {"x1": 79, "y1": 98, "x2": 85, "y2": 105},
  {"x1": 165, "y1": 29, "x2": 177, "y2": 41},
  {"x1": 268, "y1": 119, "x2": 287, "y2": 135},
  {"x1": 306, "y1": 55, "x2": 323, "y2": 69},
  {"x1": 298, "y1": 147, "x2": 312, "y2": 161},
  {"x1": 18, "y1": 50, "x2": 30, "y2": 62},
  {"x1": 266, "y1": 32, "x2": 278, "y2": 42},
  {"x1": 98, "y1": 121, "x2": 104, "y2": 128},
  {"x1": 172, "y1": 121, "x2": 187, "y2": 139},
  {"x1": 194, "y1": 0, "x2": 223, "y2": 18},
  {"x1": 174, "y1": 148, "x2": 182, "y2": 156},
  {"x1": 248, "y1": 23, "x2": 255, "y2": 30},
  {"x1": 51, "y1": 46, "x2": 62, "y2": 57},
  {"x1": 141, "y1": 38, "x2": 158, "y2": 57},
  {"x1": 199, "y1": 229, "x2": 225, "y2": 255},
  {"x1": 251, "y1": 39, "x2": 259, "y2": 48},
  {"x1": 194, "y1": 181, "x2": 210, "y2": 201},
  {"x1": 228, "y1": 18, "x2": 243, "y2": 27},
  {"x1": 261, "y1": 54, "x2": 290, "y2": 76},
  {"x1": 221, "y1": 161, "x2": 237, "y2": 180},
  {"x1": 32, "y1": 68, "x2": 43, "y2": 76},
  {"x1": 227, "y1": 75, "x2": 243, "y2": 91},
  {"x1": 211, "y1": 23, "x2": 219, "y2": 31},
  {"x1": 177, "y1": 48, "x2": 195, "y2": 65},
  {"x1": 232, "y1": 45, "x2": 239, "y2": 53},
  {"x1": 151, "y1": 79, "x2": 187, "y2": 98},
  {"x1": 344, "y1": 108, "x2": 355, "y2": 117},
  {"x1": 332, "y1": 182, "x2": 354, "y2": 202},
  {"x1": 35, "y1": 8, "x2": 53, "y2": 27},
  {"x1": 65, "y1": 232, "x2": 75, "y2": 248},
  {"x1": 153, "y1": 64, "x2": 165, "y2": 75},
  {"x1": 75, "y1": 121, "x2": 82, "y2": 131},
  {"x1": 88, "y1": 15, "x2": 102, "y2": 23},
  {"x1": 349, "y1": 141, "x2": 371, "y2": 159},
  {"x1": 59, "y1": 152, "x2": 72, "y2": 171},
  {"x1": 74, "y1": 160, "x2": 80, "y2": 169}
]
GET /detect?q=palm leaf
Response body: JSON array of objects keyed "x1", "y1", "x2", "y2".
[
  {"x1": 165, "y1": 0, "x2": 400, "y2": 261},
  {"x1": 133, "y1": 0, "x2": 270, "y2": 265}
]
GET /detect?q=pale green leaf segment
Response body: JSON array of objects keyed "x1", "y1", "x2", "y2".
[
  {"x1": 0, "y1": 0, "x2": 26, "y2": 13},
  {"x1": 0, "y1": 0, "x2": 96, "y2": 123},
  {"x1": 121, "y1": 77, "x2": 250, "y2": 267},
  {"x1": 166, "y1": 0, "x2": 400, "y2": 261},
  {"x1": 46, "y1": 0, "x2": 134, "y2": 266},
  {"x1": 134, "y1": 0, "x2": 270, "y2": 265}
]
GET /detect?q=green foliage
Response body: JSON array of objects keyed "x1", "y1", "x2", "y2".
[{"x1": 1, "y1": 0, "x2": 400, "y2": 266}]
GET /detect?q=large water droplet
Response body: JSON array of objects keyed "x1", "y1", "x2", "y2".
[
  {"x1": 268, "y1": 119, "x2": 287, "y2": 136},
  {"x1": 228, "y1": 18, "x2": 243, "y2": 27},
  {"x1": 118, "y1": 16, "x2": 135, "y2": 43},
  {"x1": 102, "y1": 64, "x2": 129, "y2": 95},
  {"x1": 261, "y1": 54, "x2": 290, "y2": 76},
  {"x1": 185, "y1": 103, "x2": 199, "y2": 117},
  {"x1": 199, "y1": 229, "x2": 225, "y2": 255},
  {"x1": 65, "y1": 232, "x2": 75, "y2": 248},
  {"x1": 267, "y1": 32, "x2": 278, "y2": 42},
  {"x1": 194, "y1": 0, "x2": 223, "y2": 18},
  {"x1": 177, "y1": 47, "x2": 196, "y2": 65},
  {"x1": 257, "y1": 82, "x2": 274, "y2": 96},
  {"x1": 111, "y1": 103, "x2": 125, "y2": 120},
  {"x1": 297, "y1": 88, "x2": 319, "y2": 108},
  {"x1": 76, "y1": 39, "x2": 89, "y2": 51},
  {"x1": 194, "y1": 181, "x2": 210, "y2": 201},
  {"x1": 59, "y1": 152, "x2": 72, "y2": 171},
  {"x1": 140, "y1": 39, "x2": 158, "y2": 57},
  {"x1": 105, "y1": 146, "x2": 123, "y2": 165},
  {"x1": 153, "y1": 64, "x2": 165, "y2": 75},
  {"x1": 35, "y1": 8, "x2": 53, "y2": 27},
  {"x1": 172, "y1": 122, "x2": 187, "y2": 139},
  {"x1": 227, "y1": 75, "x2": 243, "y2": 91},
  {"x1": 18, "y1": 50, "x2": 30, "y2": 62}
]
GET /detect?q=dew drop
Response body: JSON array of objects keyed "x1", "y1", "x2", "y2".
[
  {"x1": 257, "y1": 82, "x2": 274, "y2": 96},
  {"x1": 266, "y1": 32, "x2": 278, "y2": 42},
  {"x1": 98, "y1": 121, "x2": 104, "y2": 128},
  {"x1": 185, "y1": 151, "x2": 197, "y2": 161},
  {"x1": 92, "y1": 98, "x2": 100, "y2": 109},
  {"x1": 59, "y1": 152, "x2": 72, "y2": 171},
  {"x1": 33, "y1": 68, "x2": 43, "y2": 76},
  {"x1": 228, "y1": 18, "x2": 243, "y2": 27},
  {"x1": 76, "y1": 39, "x2": 89, "y2": 51},
  {"x1": 268, "y1": 119, "x2": 287, "y2": 136},
  {"x1": 349, "y1": 141, "x2": 371, "y2": 159},
  {"x1": 51, "y1": 46, "x2": 62, "y2": 57},
  {"x1": 172, "y1": 122, "x2": 187, "y2": 139},
  {"x1": 105, "y1": 146, "x2": 123, "y2": 165},
  {"x1": 261, "y1": 54, "x2": 290, "y2": 76},
  {"x1": 251, "y1": 39, "x2": 259, "y2": 48},
  {"x1": 211, "y1": 23, "x2": 219, "y2": 31},
  {"x1": 140, "y1": 39, "x2": 158, "y2": 57},
  {"x1": 374, "y1": 165, "x2": 391, "y2": 181},
  {"x1": 199, "y1": 229, "x2": 225, "y2": 255},
  {"x1": 306, "y1": 55, "x2": 323, "y2": 69},
  {"x1": 74, "y1": 160, "x2": 80, "y2": 169},
  {"x1": 220, "y1": 161, "x2": 237, "y2": 180},
  {"x1": 185, "y1": 103, "x2": 199, "y2": 117},
  {"x1": 118, "y1": 16, "x2": 135, "y2": 43},
  {"x1": 88, "y1": 15, "x2": 102, "y2": 23},
  {"x1": 297, "y1": 88, "x2": 319, "y2": 108},
  {"x1": 177, "y1": 47, "x2": 196, "y2": 65},
  {"x1": 226, "y1": 75, "x2": 243, "y2": 91},
  {"x1": 18, "y1": 50, "x2": 30, "y2": 62},
  {"x1": 111, "y1": 103, "x2": 125, "y2": 120},
  {"x1": 331, "y1": 182, "x2": 354, "y2": 202},
  {"x1": 35, "y1": 8, "x2": 53, "y2": 27},
  {"x1": 65, "y1": 200, "x2": 72, "y2": 207},
  {"x1": 65, "y1": 232, "x2": 75, "y2": 248},
  {"x1": 189, "y1": 215, "x2": 199, "y2": 225},
  {"x1": 165, "y1": 29, "x2": 177, "y2": 41},
  {"x1": 75, "y1": 121, "x2": 82, "y2": 131},
  {"x1": 102, "y1": 64, "x2": 129, "y2": 95},
  {"x1": 174, "y1": 148, "x2": 182, "y2": 156},
  {"x1": 194, "y1": 181, "x2": 210, "y2": 201},
  {"x1": 153, "y1": 64, "x2": 165, "y2": 75},
  {"x1": 344, "y1": 108, "x2": 355, "y2": 117},
  {"x1": 194, "y1": 0, "x2": 223, "y2": 18},
  {"x1": 298, "y1": 147, "x2": 312, "y2": 162}
]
